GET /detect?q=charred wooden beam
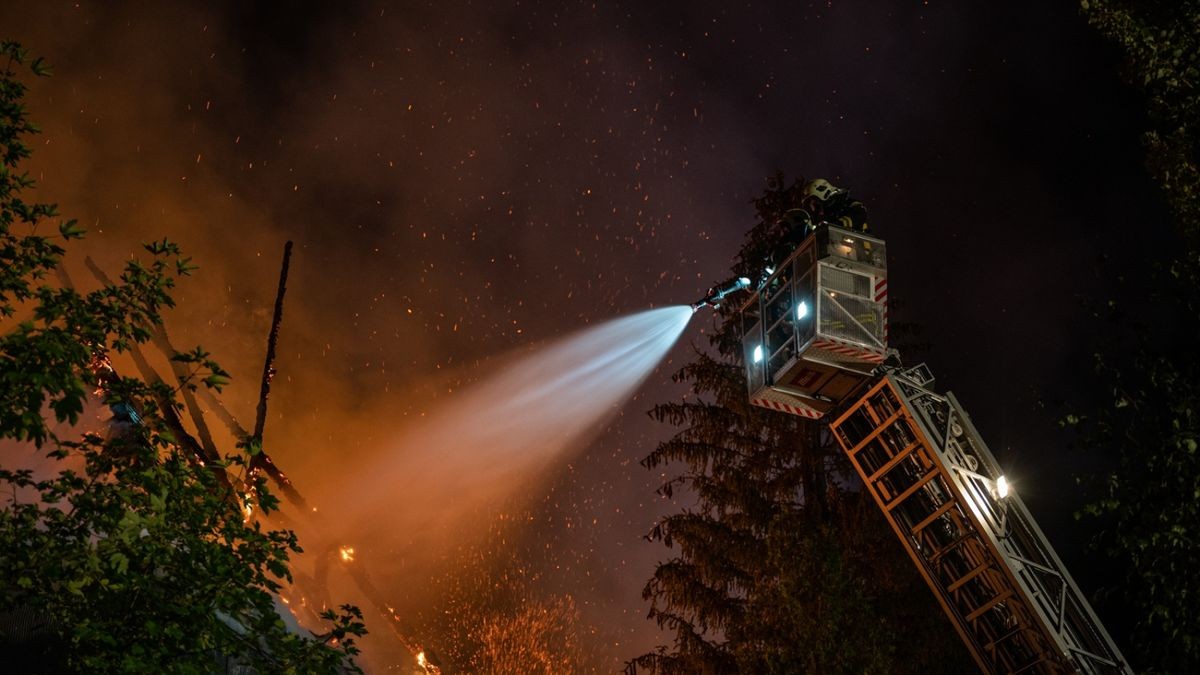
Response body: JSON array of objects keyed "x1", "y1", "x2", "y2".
[
  {"x1": 148, "y1": 325, "x2": 222, "y2": 467},
  {"x1": 243, "y1": 241, "x2": 308, "y2": 508},
  {"x1": 83, "y1": 257, "x2": 232, "y2": 489},
  {"x1": 253, "y1": 240, "x2": 292, "y2": 441}
]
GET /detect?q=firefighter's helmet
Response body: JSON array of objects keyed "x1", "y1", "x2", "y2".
[{"x1": 803, "y1": 178, "x2": 842, "y2": 202}]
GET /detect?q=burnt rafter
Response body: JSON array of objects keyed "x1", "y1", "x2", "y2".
[
  {"x1": 245, "y1": 241, "x2": 306, "y2": 509},
  {"x1": 81, "y1": 258, "x2": 232, "y2": 490}
]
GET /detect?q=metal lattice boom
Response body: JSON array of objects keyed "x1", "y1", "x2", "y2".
[{"x1": 828, "y1": 365, "x2": 1131, "y2": 675}]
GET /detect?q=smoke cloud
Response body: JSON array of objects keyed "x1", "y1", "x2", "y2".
[{"x1": 2, "y1": 1, "x2": 1160, "y2": 669}]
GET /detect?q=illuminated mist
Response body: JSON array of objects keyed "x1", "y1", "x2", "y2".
[
  {"x1": 301, "y1": 305, "x2": 694, "y2": 669},
  {"x1": 334, "y1": 305, "x2": 692, "y2": 536}
]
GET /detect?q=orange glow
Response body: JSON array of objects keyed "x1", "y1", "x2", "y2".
[{"x1": 339, "y1": 545, "x2": 356, "y2": 563}]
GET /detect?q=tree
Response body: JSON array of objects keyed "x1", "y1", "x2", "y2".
[
  {"x1": 1081, "y1": 0, "x2": 1200, "y2": 241},
  {"x1": 1063, "y1": 3, "x2": 1200, "y2": 671},
  {"x1": 0, "y1": 42, "x2": 364, "y2": 672},
  {"x1": 632, "y1": 174, "x2": 970, "y2": 674},
  {"x1": 472, "y1": 594, "x2": 584, "y2": 673},
  {"x1": 1065, "y1": 253, "x2": 1200, "y2": 673},
  {"x1": 416, "y1": 518, "x2": 590, "y2": 673}
]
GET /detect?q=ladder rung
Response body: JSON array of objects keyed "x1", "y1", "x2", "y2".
[
  {"x1": 983, "y1": 625, "x2": 1023, "y2": 653},
  {"x1": 861, "y1": 392, "x2": 894, "y2": 426},
  {"x1": 967, "y1": 590, "x2": 1013, "y2": 623},
  {"x1": 947, "y1": 560, "x2": 989, "y2": 593},
  {"x1": 912, "y1": 497, "x2": 956, "y2": 536},
  {"x1": 929, "y1": 531, "x2": 974, "y2": 563},
  {"x1": 847, "y1": 408, "x2": 905, "y2": 456},
  {"x1": 1010, "y1": 655, "x2": 1056, "y2": 675},
  {"x1": 885, "y1": 469, "x2": 939, "y2": 512},
  {"x1": 867, "y1": 440, "x2": 921, "y2": 483}
]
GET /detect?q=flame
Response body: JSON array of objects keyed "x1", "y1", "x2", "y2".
[
  {"x1": 416, "y1": 649, "x2": 443, "y2": 674},
  {"x1": 88, "y1": 352, "x2": 115, "y2": 394},
  {"x1": 339, "y1": 545, "x2": 356, "y2": 563}
]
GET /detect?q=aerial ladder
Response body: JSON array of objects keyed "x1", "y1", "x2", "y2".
[{"x1": 724, "y1": 223, "x2": 1131, "y2": 674}]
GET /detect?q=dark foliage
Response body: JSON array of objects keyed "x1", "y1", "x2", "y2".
[
  {"x1": 0, "y1": 43, "x2": 365, "y2": 673},
  {"x1": 1065, "y1": 2, "x2": 1200, "y2": 671}
]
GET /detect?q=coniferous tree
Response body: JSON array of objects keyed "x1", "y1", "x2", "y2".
[{"x1": 633, "y1": 174, "x2": 971, "y2": 674}]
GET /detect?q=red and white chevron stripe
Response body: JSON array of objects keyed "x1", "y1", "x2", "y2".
[
  {"x1": 751, "y1": 398, "x2": 825, "y2": 419},
  {"x1": 875, "y1": 276, "x2": 889, "y2": 344},
  {"x1": 812, "y1": 338, "x2": 886, "y2": 364}
]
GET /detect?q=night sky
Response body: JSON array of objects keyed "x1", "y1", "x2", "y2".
[{"x1": 1, "y1": 1, "x2": 1162, "y2": 669}]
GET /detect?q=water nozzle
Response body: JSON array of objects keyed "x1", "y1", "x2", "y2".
[{"x1": 693, "y1": 277, "x2": 752, "y2": 311}]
